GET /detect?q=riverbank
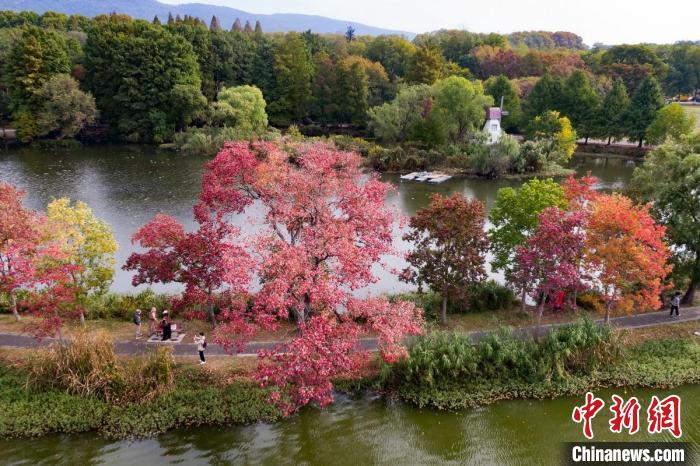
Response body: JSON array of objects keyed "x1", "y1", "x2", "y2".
[{"x1": 1, "y1": 320, "x2": 698, "y2": 440}]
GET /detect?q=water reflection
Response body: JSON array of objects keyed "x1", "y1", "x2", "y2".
[
  {"x1": 0, "y1": 147, "x2": 638, "y2": 294},
  {"x1": 0, "y1": 385, "x2": 696, "y2": 465}
]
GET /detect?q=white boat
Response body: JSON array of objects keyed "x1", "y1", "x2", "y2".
[
  {"x1": 427, "y1": 174, "x2": 453, "y2": 184},
  {"x1": 400, "y1": 172, "x2": 423, "y2": 181}
]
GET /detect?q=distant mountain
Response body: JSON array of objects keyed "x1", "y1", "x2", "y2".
[{"x1": 0, "y1": 0, "x2": 414, "y2": 37}]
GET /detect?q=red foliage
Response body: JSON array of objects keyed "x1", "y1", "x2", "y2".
[{"x1": 198, "y1": 140, "x2": 424, "y2": 412}]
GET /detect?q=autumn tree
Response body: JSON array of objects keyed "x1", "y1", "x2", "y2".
[
  {"x1": 402, "y1": 194, "x2": 489, "y2": 325},
  {"x1": 527, "y1": 110, "x2": 577, "y2": 165},
  {"x1": 46, "y1": 198, "x2": 118, "y2": 325},
  {"x1": 489, "y1": 178, "x2": 568, "y2": 277},
  {"x1": 584, "y1": 194, "x2": 671, "y2": 322},
  {"x1": 365, "y1": 35, "x2": 416, "y2": 80},
  {"x1": 512, "y1": 207, "x2": 586, "y2": 325},
  {"x1": 0, "y1": 183, "x2": 43, "y2": 321},
  {"x1": 407, "y1": 46, "x2": 445, "y2": 85},
  {"x1": 125, "y1": 209, "x2": 251, "y2": 327},
  {"x1": 198, "y1": 140, "x2": 424, "y2": 412},
  {"x1": 629, "y1": 133, "x2": 700, "y2": 304}
]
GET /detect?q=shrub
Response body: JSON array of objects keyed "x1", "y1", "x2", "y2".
[
  {"x1": 26, "y1": 331, "x2": 175, "y2": 404},
  {"x1": 26, "y1": 330, "x2": 121, "y2": 400},
  {"x1": 386, "y1": 318, "x2": 618, "y2": 389},
  {"x1": 84, "y1": 289, "x2": 174, "y2": 321},
  {"x1": 466, "y1": 280, "x2": 517, "y2": 311}
]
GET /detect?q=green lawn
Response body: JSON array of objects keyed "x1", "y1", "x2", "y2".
[{"x1": 682, "y1": 104, "x2": 700, "y2": 129}]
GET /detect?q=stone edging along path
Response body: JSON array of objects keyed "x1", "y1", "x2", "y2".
[{"x1": 0, "y1": 307, "x2": 698, "y2": 357}]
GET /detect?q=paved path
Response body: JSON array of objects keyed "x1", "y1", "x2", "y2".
[{"x1": 1, "y1": 308, "x2": 698, "y2": 357}]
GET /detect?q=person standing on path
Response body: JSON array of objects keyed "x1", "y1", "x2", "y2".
[
  {"x1": 149, "y1": 307, "x2": 158, "y2": 335},
  {"x1": 133, "y1": 309, "x2": 142, "y2": 338},
  {"x1": 670, "y1": 291, "x2": 681, "y2": 317},
  {"x1": 194, "y1": 332, "x2": 207, "y2": 364},
  {"x1": 161, "y1": 311, "x2": 172, "y2": 341}
]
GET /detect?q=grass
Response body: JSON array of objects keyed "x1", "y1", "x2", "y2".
[{"x1": 681, "y1": 104, "x2": 700, "y2": 130}]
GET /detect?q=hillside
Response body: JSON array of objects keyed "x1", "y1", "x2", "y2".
[{"x1": 0, "y1": 0, "x2": 414, "y2": 36}]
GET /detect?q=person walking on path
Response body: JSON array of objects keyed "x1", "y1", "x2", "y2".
[
  {"x1": 133, "y1": 309, "x2": 142, "y2": 338},
  {"x1": 194, "y1": 332, "x2": 207, "y2": 364},
  {"x1": 670, "y1": 292, "x2": 681, "y2": 317}
]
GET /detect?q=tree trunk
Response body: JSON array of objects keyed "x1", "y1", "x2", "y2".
[
  {"x1": 441, "y1": 295, "x2": 448, "y2": 326},
  {"x1": 207, "y1": 302, "x2": 218, "y2": 327},
  {"x1": 607, "y1": 136, "x2": 612, "y2": 146},
  {"x1": 605, "y1": 302, "x2": 611, "y2": 324},
  {"x1": 584, "y1": 136, "x2": 589, "y2": 145},
  {"x1": 638, "y1": 137, "x2": 643, "y2": 148},
  {"x1": 536, "y1": 299, "x2": 545, "y2": 335},
  {"x1": 681, "y1": 256, "x2": 700, "y2": 306},
  {"x1": 519, "y1": 288, "x2": 527, "y2": 314},
  {"x1": 79, "y1": 311, "x2": 85, "y2": 326},
  {"x1": 10, "y1": 293, "x2": 20, "y2": 322}
]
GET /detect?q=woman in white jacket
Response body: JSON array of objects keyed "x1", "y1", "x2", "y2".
[{"x1": 194, "y1": 333, "x2": 206, "y2": 365}]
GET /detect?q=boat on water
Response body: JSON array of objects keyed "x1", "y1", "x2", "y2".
[{"x1": 399, "y1": 171, "x2": 452, "y2": 184}]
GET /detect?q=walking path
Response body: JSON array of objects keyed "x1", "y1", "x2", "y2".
[{"x1": 1, "y1": 308, "x2": 698, "y2": 357}]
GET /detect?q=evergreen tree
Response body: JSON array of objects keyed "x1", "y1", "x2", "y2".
[
  {"x1": 254, "y1": 21, "x2": 263, "y2": 35},
  {"x1": 244, "y1": 21, "x2": 253, "y2": 33},
  {"x1": 336, "y1": 60, "x2": 369, "y2": 125},
  {"x1": 345, "y1": 25, "x2": 355, "y2": 43},
  {"x1": 562, "y1": 70, "x2": 600, "y2": 143},
  {"x1": 311, "y1": 52, "x2": 339, "y2": 123},
  {"x1": 168, "y1": 18, "x2": 216, "y2": 100},
  {"x1": 624, "y1": 76, "x2": 663, "y2": 147},
  {"x1": 232, "y1": 18, "x2": 242, "y2": 32},
  {"x1": 167, "y1": 12, "x2": 174, "y2": 25},
  {"x1": 268, "y1": 32, "x2": 313, "y2": 125},
  {"x1": 598, "y1": 78, "x2": 630, "y2": 144},
  {"x1": 210, "y1": 15, "x2": 221, "y2": 31},
  {"x1": 525, "y1": 73, "x2": 564, "y2": 119},
  {"x1": 152, "y1": 15, "x2": 161, "y2": 25},
  {"x1": 484, "y1": 75, "x2": 522, "y2": 131}
]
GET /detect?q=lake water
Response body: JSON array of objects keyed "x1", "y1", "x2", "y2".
[
  {"x1": 0, "y1": 385, "x2": 697, "y2": 465},
  {"x1": 1, "y1": 145, "x2": 697, "y2": 465},
  {"x1": 0, "y1": 145, "x2": 639, "y2": 295}
]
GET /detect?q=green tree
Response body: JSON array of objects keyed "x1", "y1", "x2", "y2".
[
  {"x1": 311, "y1": 52, "x2": 339, "y2": 123},
  {"x1": 5, "y1": 26, "x2": 70, "y2": 118},
  {"x1": 597, "y1": 78, "x2": 630, "y2": 145},
  {"x1": 37, "y1": 74, "x2": 97, "y2": 139},
  {"x1": 629, "y1": 134, "x2": 700, "y2": 304},
  {"x1": 336, "y1": 60, "x2": 369, "y2": 125},
  {"x1": 489, "y1": 178, "x2": 567, "y2": 276},
  {"x1": 268, "y1": 32, "x2": 313, "y2": 125},
  {"x1": 168, "y1": 18, "x2": 216, "y2": 99},
  {"x1": 527, "y1": 110, "x2": 577, "y2": 165},
  {"x1": 645, "y1": 103, "x2": 696, "y2": 145},
  {"x1": 624, "y1": 76, "x2": 664, "y2": 147},
  {"x1": 432, "y1": 76, "x2": 492, "y2": 144},
  {"x1": 525, "y1": 73, "x2": 564, "y2": 119},
  {"x1": 365, "y1": 35, "x2": 416, "y2": 80},
  {"x1": 484, "y1": 75, "x2": 523, "y2": 131},
  {"x1": 211, "y1": 30, "x2": 256, "y2": 91},
  {"x1": 215, "y1": 85, "x2": 268, "y2": 134},
  {"x1": 368, "y1": 84, "x2": 432, "y2": 143},
  {"x1": 562, "y1": 70, "x2": 600, "y2": 143},
  {"x1": 84, "y1": 15, "x2": 204, "y2": 142},
  {"x1": 407, "y1": 46, "x2": 444, "y2": 84}
]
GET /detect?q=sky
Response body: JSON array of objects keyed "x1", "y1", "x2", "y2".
[{"x1": 159, "y1": 0, "x2": 699, "y2": 45}]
